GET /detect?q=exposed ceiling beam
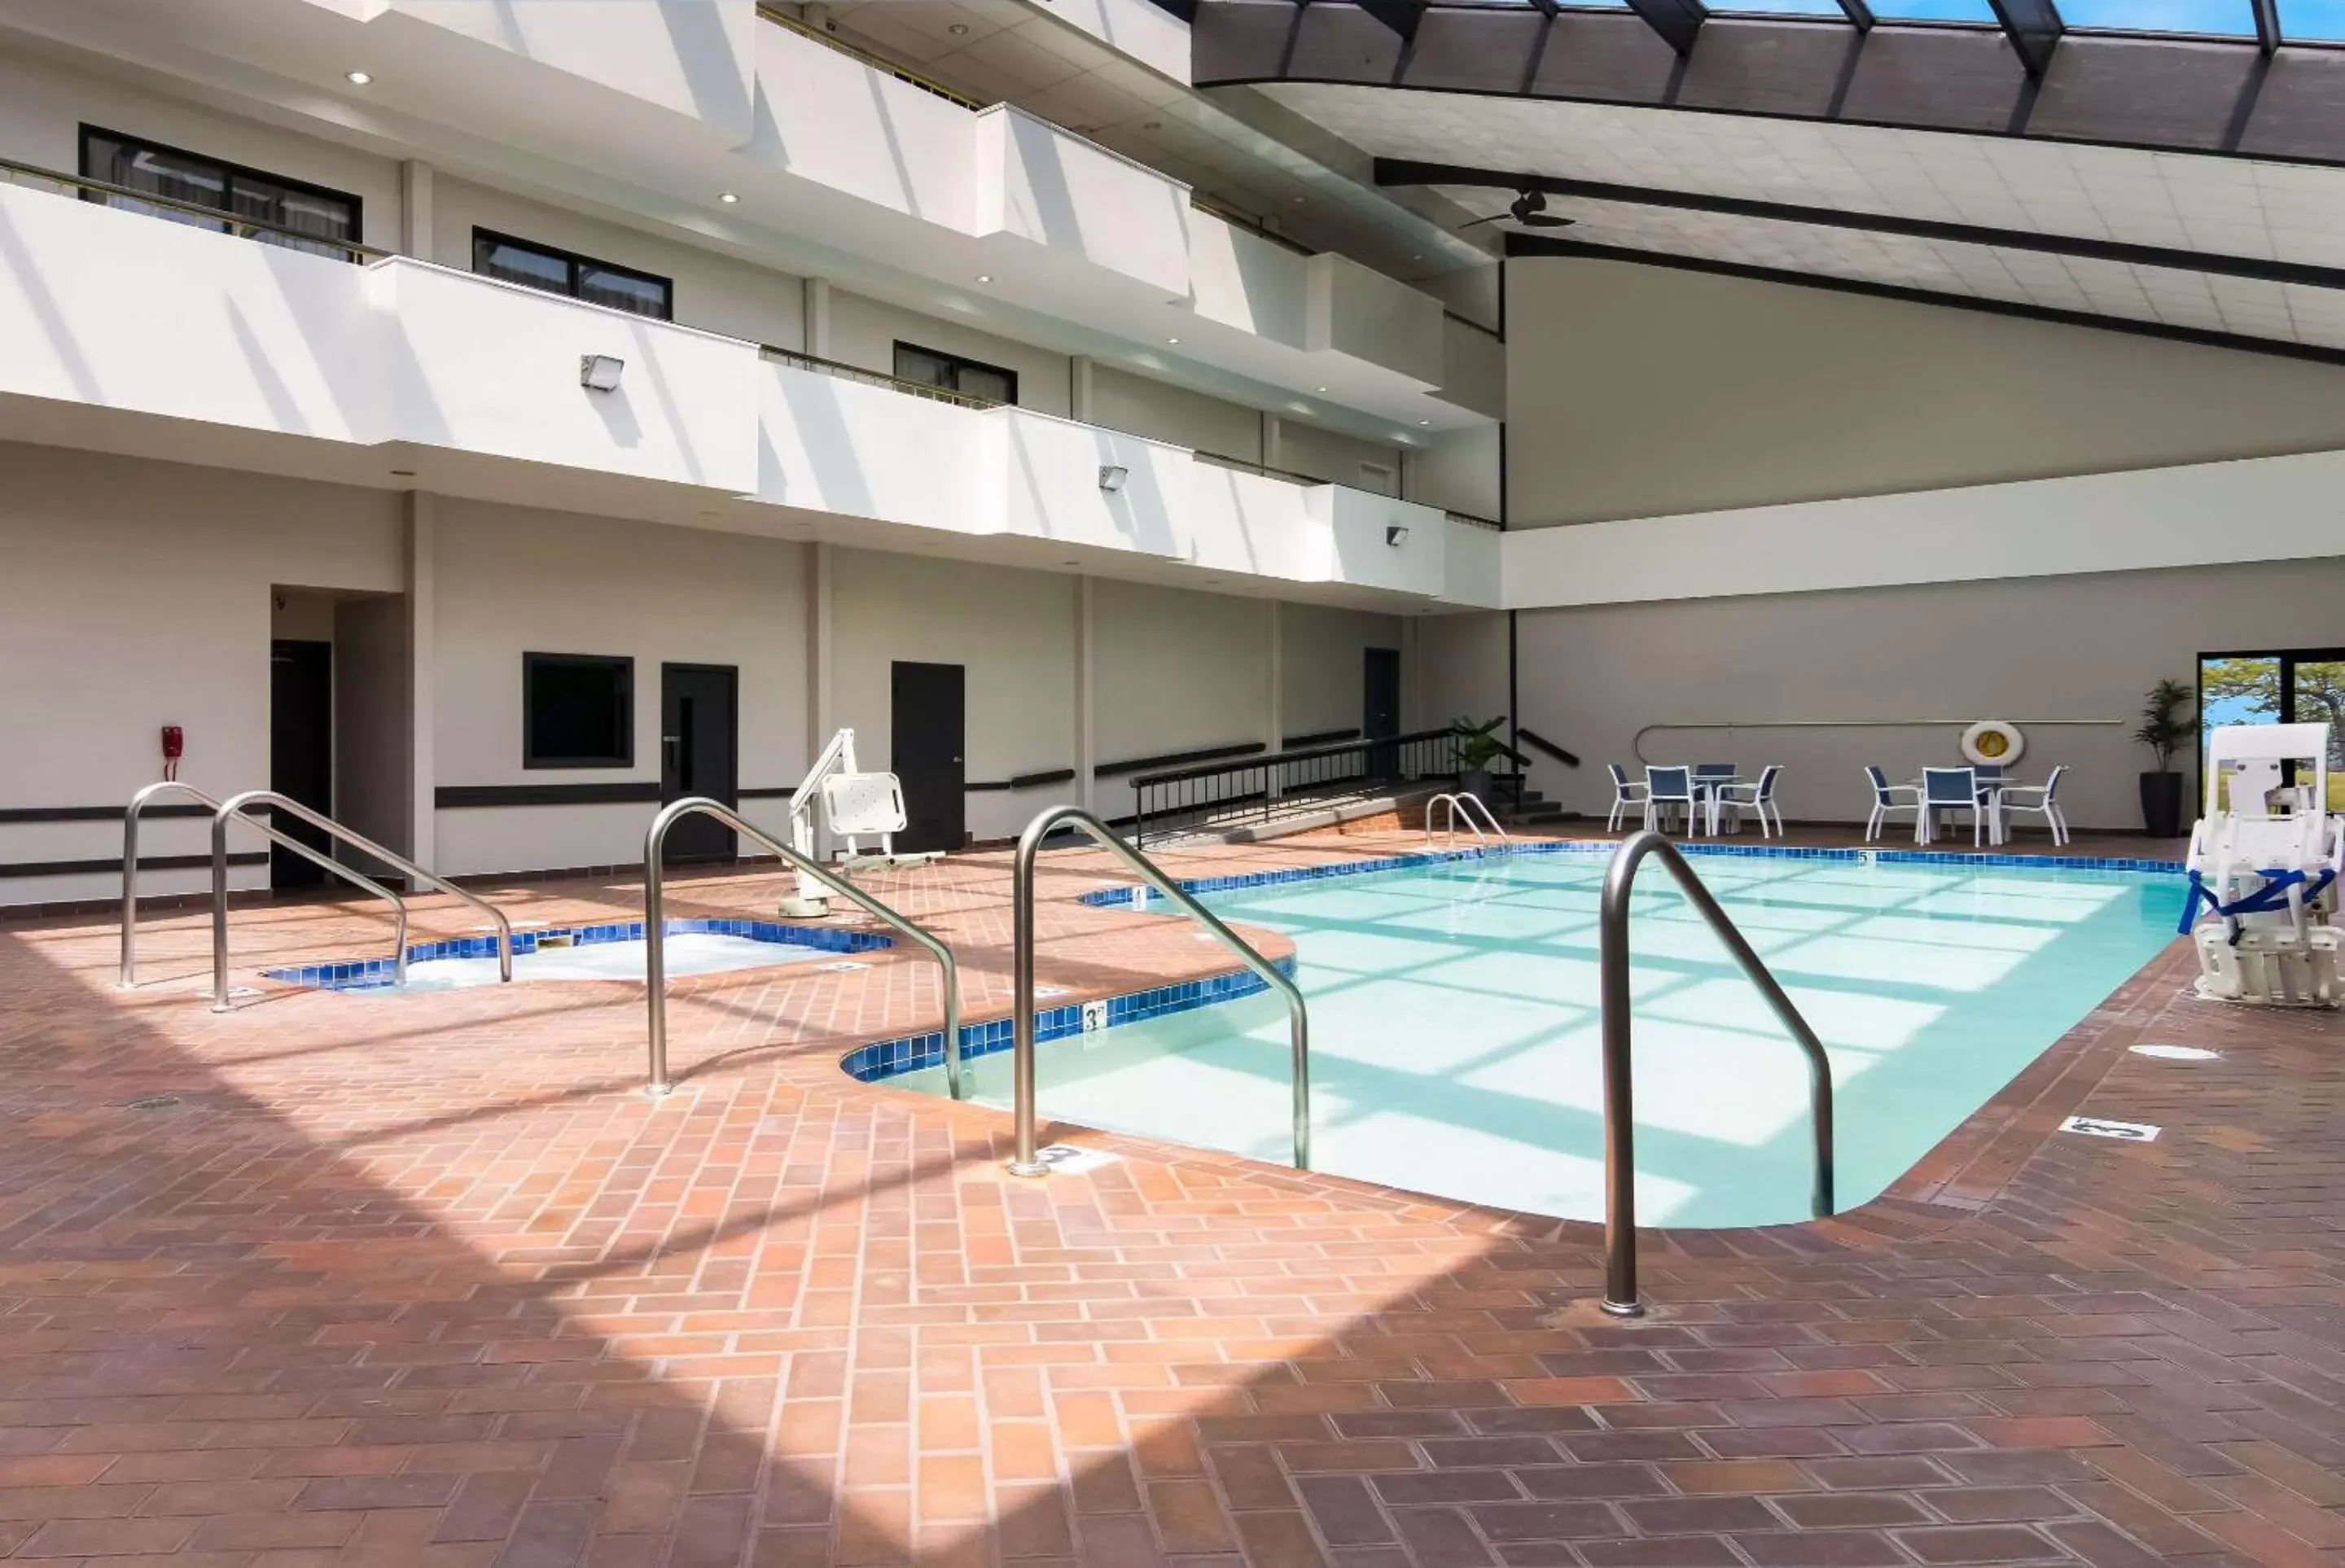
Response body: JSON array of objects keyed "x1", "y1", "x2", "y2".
[
  {"x1": 1374, "y1": 157, "x2": 2345, "y2": 291},
  {"x1": 1835, "y1": 0, "x2": 1875, "y2": 30},
  {"x1": 1350, "y1": 0, "x2": 1430, "y2": 41},
  {"x1": 1985, "y1": 0, "x2": 2062, "y2": 77},
  {"x1": 2251, "y1": 0, "x2": 2281, "y2": 50},
  {"x1": 1508, "y1": 233, "x2": 2345, "y2": 370},
  {"x1": 1624, "y1": 0, "x2": 1707, "y2": 55}
]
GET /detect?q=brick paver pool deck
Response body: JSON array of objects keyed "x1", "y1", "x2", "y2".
[{"x1": 0, "y1": 829, "x2": 2338, "y2": 1566}]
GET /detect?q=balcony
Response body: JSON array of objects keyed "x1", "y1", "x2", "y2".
[{"x1": 0, "y1": 169, "x2": 1494, "y2": 607}]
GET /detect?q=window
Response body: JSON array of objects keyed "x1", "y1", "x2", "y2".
[
  {"x1": 2199, "y1": 648, "x2": 2345, "y2": 810},
  {"x1": 80, "y1": 126, "x2": 362, "y2": 258},
  {"x1": 472, "y1": 230, "x2": 673, "y2": 321},
  {"x1": 893, "y1": 342, "x2": 1017, "y2": 404},
  {"x1": 524, "y1": 653, "x2": 634, "y2": 769}
]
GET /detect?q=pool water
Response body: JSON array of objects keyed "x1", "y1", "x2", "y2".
[
  {"x1": 336, "y1": 932, "x2": 853, "y2": 993},
  {"x1": 892, "y1": 852, "x2": 2182, "y2": 1227}
]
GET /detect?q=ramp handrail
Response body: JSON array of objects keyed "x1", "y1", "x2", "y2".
[
  {"x1": 210, "y1": 791, "x2": 513, "y2": 1012},
  {"x1": 1599, "y1": 831, "x2": 1835, "y2": 1317},
  {"x1": 1426, "y1": 791, "x2": 1508, "y2": 848},
  {"x1": 1008, "y1": 805, "x2": 1310, "y2": 1174},
  {"x1": 643, "y1": 797, "x2": 962, "y2": 1099},
  {"x1": 122, "y1": 781, "x2": 406, "y2": 989}
]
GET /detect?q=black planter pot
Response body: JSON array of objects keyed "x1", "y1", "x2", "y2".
[
  {"x1": 1459, "y1": 768, "x2": 1493, "y2": 806},
  {"x1": 2140, "y1": 770, "x2": 2185, "y2": 839}
]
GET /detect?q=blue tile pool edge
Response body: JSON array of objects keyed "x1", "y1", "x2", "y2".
[
  {"x1": 841, "y1": 955, "x2": 1300, "y2": 1085},
  {"x1": 848, "y1": 838, "x2": 2181, "y2": 1086},
  {"x1": 268, "y1": 918, "x2": 895, "y2": 992}
]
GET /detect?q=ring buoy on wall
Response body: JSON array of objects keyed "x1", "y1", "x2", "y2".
[{"x1": 1961, "y1": 720, "x2": 2026, "y2": 767}]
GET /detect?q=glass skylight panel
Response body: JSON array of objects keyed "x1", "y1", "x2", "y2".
[
  {"x1": 1704, "y1": 0, "x2": 1851, "y2": 17},
  {"x1": 1860, "y1": 0, "x2": 1999, "y2": 20},
  {"x1": 2058, "y1": 0, "x2": 2258, "y2": 33},
  {"x1": 2278, "y1": 0, "x2": 2345, "y2": 37}
]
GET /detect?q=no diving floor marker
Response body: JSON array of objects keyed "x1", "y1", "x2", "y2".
[
  {"x1": 1032, "y1": 1143, "x2": 1119, "y2": 1175},
  {"x1": 2061, "y1": 1114, "x2": 2161, "y2": 1142},
  {"x1": 2132, "y1": 1043, "x2": 2221, "y2": 1061}
]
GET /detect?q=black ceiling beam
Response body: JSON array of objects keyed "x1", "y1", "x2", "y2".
[
  {"x1": 1625, "y1": 0, "x2": 1707, "y2": 55},
  {"x1": 2251, "y1": 0, "x2": 2281, "y2": 50},
  {"x1": 1350, "y1": 0, "x2": 1430, "y2": 41},
  {"x1": 1836, "y1": 0, "x2": 1875, "y2": 29},
  {"x1": 1375, "y1": 156, "x2": 2345, "y2": 291},
  {"x1": 1985, "y1": 0, "x2": 2062, "y2": 77},
  {"x1": 1508, "y1": 233, "x2": 2345, "y2": 370}
]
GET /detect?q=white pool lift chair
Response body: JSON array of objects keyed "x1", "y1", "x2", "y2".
[
  {"x1": 778, "y1": 729, "x2": 944, "y2": 917},
  {"x1": 2182, "y1": 722, "x2": 2343, "y2": 1007}
]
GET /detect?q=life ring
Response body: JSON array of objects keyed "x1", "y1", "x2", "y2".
[{"x1": 1961, "y1": 720, "x2": 2025, "y2": 767}]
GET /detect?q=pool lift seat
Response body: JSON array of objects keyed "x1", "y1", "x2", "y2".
[
  {"x1": 2182, "y1": 722, "x2": 2343, "y2": 1007},
  {"x1": 778, "y1": 728, "x2": 942, "y2": 917}
]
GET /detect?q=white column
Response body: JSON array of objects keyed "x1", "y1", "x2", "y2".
[
  {"x1": 1262, "y1": 414, "x2": 1284, "y2": 471},
  {"x1": 807, "y1": 542, "x2": 834, "y2": 855},
  {"x1": 403, "y1": 492, "x2": 436, "y2": 867},
  {"x1": 1400, "y1": 613, "x2": 1422, "y2": 734},
  {"x1": 804, "y1": 278, "x2": 831, "y2": 359},
  {"x1": 1076, "y1": 576, "x2": 1097, "y2": 810},
  {"x1": 398, "y1": 160, "x2": 433, "y2": 257},
  {"x1": 1265, "y1": 598, "x2": 1283, "y2": 800},
  {"x1": 1070, "y1": 356, "x2": 1095, "y2": 423}
]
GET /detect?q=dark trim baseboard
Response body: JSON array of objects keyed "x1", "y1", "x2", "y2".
[
  {"x1": 437, "y1": 783, "x2": 796, "y2": 809},
  {"x1": 1281, "y1": 728, "x2": 1361, "y2": 749},
  {"x1": 966, "y1": 769, "x2": 1080, "y2": 794},
  {"x1": 0, "y1": 803, "x2": 211, "y2": 824},
  {"x1": 738, "y1": 786, "x2": 796, "y2": 799},
  {"x1": 1094, "y1": 741, "x2": 1266, "y2": 780},
  {"x1": 0, "y1": 851, "x2": 265, "y2": 880}
]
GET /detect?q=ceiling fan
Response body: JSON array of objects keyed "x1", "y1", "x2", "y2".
[{"x1": 1458, "y1": 189, "x2": 1576, "y2": 230}]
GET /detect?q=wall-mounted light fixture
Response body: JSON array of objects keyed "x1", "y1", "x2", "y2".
[
  {"x1": 1385, "y1": 524, "x2": 1409, "y2": 547},
  {"x1": 1098, "y1": 464, "x2": 1130, "y2": 493},
  {"x1": 579, "y1": 353, "x2": 625, "y2": 392}
]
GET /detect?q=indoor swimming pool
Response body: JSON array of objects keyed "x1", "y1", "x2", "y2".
[
  {"x1": 890, "y1": 850, "x2": 2183, "y2": 1228},
  {"x1": 268, "y1": 921, "x2": 888, "y2": 993}
]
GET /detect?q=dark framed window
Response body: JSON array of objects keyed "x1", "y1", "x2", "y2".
[
  {"x1": 524, "y1": 653, "x2": 635, "y2": 769},
  {"x1": 2198, "y1": 646, "x2": 2345, "y2": 811},
  {"x1": 893, "y1": 341, "x2": 1017, "y2": 404},
  {"x1": 473, "y1": 228, "x2": 672, "y2": 320},
  {"x1": 80, "y1": 125, "x2": 362, "y2": 258}
]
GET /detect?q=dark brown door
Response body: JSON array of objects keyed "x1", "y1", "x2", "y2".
[
  {"x1": 660, "y1": 664, "x2": 738, "y2": 862},
  {"x1": 270, "y1": 638, "x2": 333, "y2": 888},
  {"x1": 891, "y1": 661, "x2": 966, "y2": 852}
]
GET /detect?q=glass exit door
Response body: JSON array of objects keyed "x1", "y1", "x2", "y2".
[{"x1": 2198, "y1": 648, "x2": 2345, "y2": 810}]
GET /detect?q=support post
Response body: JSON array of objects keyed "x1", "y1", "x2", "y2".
[{"x1": 404, "y1": 493, "x2": 436, "y2": 870}]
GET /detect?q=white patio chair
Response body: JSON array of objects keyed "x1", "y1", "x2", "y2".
[
  {"x1": 1712, "y1": 764, "x2": 1784, "y2": 839},
  {"x1": 1996, "y1": 764, "x2": 2071, "y2": 847},
  {"x1": 1605, "y1": 764, "x2": 1648, "y2": 832},
  {"x1": 1863, "y1": 766, "x2": 1922, "y2": 843},
  {"x1": 1921, "y1": 766, "x2": 1985, "y2": 847},
  {"x1": 1645, "y1": 766, "x2": 1698, "y2": 835}
]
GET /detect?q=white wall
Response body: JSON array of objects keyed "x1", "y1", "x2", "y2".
[
  {"x1": 431, "y1": 502, "x2": 809, "y2": 876},
  {"x1": 1507, "y1": 256, "x2": 2345, "y2": 526},
  {"x1": 1092, "y1": 364, "x2": 1260, "y2": 460},
  {"x1": 0, "y1": 448, "x2": 402, "y2": 906},
  {"x1": 1491, "y1": 558, "x2": 2345, "y2": 832},
  {"x1": 1094, "y1": 580, "x2": 1268, "y2": 765},
  {"x1": 1410, "y1": 424, "x2": 1501, "y2": 521},
  {"x1": 828, "y1": 289, "x2": 1072, "y2": 416},
  {"x1": 430, "y1": 177, "x2": 807, "y2": 352},
  {"x1": 830, "y1": 549, "x2": 1081, "y2": 842},
  {"x1": 1281, "y1": 420, "x2": 1400, "y2": 493}
]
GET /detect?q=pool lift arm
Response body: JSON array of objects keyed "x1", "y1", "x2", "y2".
[{"x1": 778, "y1": 728, "x2": 940, "y2": 918}]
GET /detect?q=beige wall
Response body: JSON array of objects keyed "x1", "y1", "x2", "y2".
[
  {"x1": 1282, "y1": 604, "x2": 1403, "y2": 741},
  {"x1": 431, "y1": 502, "x2": 809, "y2": 875},
  {"x1": 1507, "y1": 256, "x2": 2345, "y2": 527},
  {"x1": 1492, "y1": 558, "x2": 2345, "y2": 831},
  {"x1": 431, "y1": 177, "x2": 806, "y2": 353},
  {"x1": 0, "y1": 447, "x2": 404, "y2": 904},
  {"x1": 829, "y1": 291, "x2": 1072, "y2": 417},
  {"x1": 1094, "y1": 580, "x2": 1269, "y2": 765},
  {"x1": 1091, "y1": 365, "x2": 1261, "y2": 462},
  {"x1": 831, "y1": 549, "x2": 1081, "y2": 841},
  {"x1": 1410, "y1": 424, "x2": 1502, "y2": 520},
  {"x1": 1281, "y1": 420, "x2": 1402, "y2": 493},
  {"x1": 1418, "y1": 611, "x2": 1509, "y2": 734}
]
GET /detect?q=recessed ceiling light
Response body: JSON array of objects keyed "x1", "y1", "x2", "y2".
[
  {"x1": 975, "y1": 274, "x2": 992, "y2": 283},
  {"x1": 717, "y1": 191, "x2": 739, "y2": 204},
  {"x1": 1418, "y1": 418, "x2": 1431, "y2": 426},
  {"x1": 949, "y1": 22, "x2": 969, "y2": 33},
  {"x1": 1292, "y1": 195, "x2": 1307, "y2": 205},
  {"x1": 1143, "y1": 120, "x2": 1162, "y2": 130},
  {"x1": 344, "y1": 69, "x2": 372, "y2": 85},
  {"x1": 1314, "y1": 386, "x2": 1328, "y2": 393},
  {"x1": 1166, "y1": 335, "x2": 1181, "y2": 344}
]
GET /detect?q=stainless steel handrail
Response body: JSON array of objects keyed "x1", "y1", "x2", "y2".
[
  {"x1": 1425, "y1": 791, "x2": 1507, "y2": 848},
  {"x1": 121, "y1": 782, "x2": 406, "y2": 989},
  {"x1": 1008, "y1": 806, "x2": 1310, "y2": 1174},
  {"x1": 1599, "y1": 831, "x2": 1836, "y2": 1317},
  {"x1": 643, "y1": 798, "x2": 962, "y2": 1100},
  {"x1": 0, "y1": 154, "x2": 389, "y2": 261},
  {"x1": 210, "y1": 791, "x2": 514, "y2": 1011}
]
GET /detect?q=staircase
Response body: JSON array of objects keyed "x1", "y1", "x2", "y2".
[{"x1": 1488, "y1": 773, "x2": 1580, "y2": 832}]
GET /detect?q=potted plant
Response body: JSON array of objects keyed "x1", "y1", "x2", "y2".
[
  {"x1": 1453, "y1": 715, "x2": 1507, "y2": 807},
  {"x1": 2134, "y1": 678, "x2": 2197, "y2": 839}
]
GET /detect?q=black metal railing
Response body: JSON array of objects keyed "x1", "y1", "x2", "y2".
[
  {"x1": 1, "y1": 155, "x2": 388, "y2": 262},
  {"x1": 1130, "y1": 727, "x2": 1523, "y2": 846},
  {"x1": 1518, "y1": 728, "x2": 1581, "y2": 769}
]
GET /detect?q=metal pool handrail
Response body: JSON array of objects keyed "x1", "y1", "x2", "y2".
[
  {"x1": 122, "y1": 781, "x2": 405, "y2": 989},
  {"x1": 1007, "y1": 805, "x2": 1310, "y2": 1175},
  {"x1": 642, "y1": 797, "x2": 962, "y2": 1100},
  {"x1": 1425, "y1": 791, "x2": 1508, "y2": 848},
  {"x1": 210, "y1": 791, "x2": 513, "y2": 1012},
  {"x1": 1599, "y1": 831, "x2": 1836, "y2": 1318}
]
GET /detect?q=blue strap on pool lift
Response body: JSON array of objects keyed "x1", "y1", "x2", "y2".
[{"x1": 2178, "y1": 866, "x2": 2336, "y2": 939}]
